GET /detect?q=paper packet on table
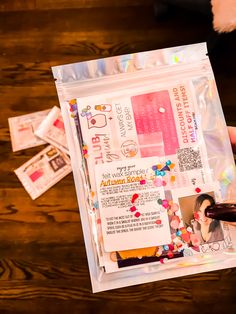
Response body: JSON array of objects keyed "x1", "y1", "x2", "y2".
[
  {"x1": 52, "y1": 43, "x2": 236, "y2": 292},
  {"x1": 15, "y1": 145, "x2": 71, "y2": 200},
  {"x1": 8, "y1": 109, "x2": 50, "y2": 151},
  {"x1": 35, "y1": 106, "x2": 69, "y2": 154}
]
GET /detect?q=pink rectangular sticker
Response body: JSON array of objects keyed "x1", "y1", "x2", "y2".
[
  {"x1": 29, "y1": 169, "x2": 44, "y2": 182},
  {"x1": 131, "y1": 90, "x2": 179, "y2": 156},
  {"x1": 53, "y1": 119, "x2": 65, "y2": 130}
]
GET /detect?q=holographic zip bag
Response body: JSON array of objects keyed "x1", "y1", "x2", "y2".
[{"x1": 52, "y1": 43, "x2": 236, "y2": 292}]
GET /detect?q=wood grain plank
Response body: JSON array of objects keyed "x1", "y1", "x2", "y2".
[
  {"x1": 0, "y1": 186, "x2": 79, "y2": 223},
  {"x1": 0, "y1": 267, "x2": 235, "y2": 300},
  {"x1": 0, "y1": 7, "x2": 159, "y2": 33},
  {"x1": 0, "y1": 300, "x2": 235, "y2": 314},
  {"x1": 0, "y1": 0, "x2": 155, "y2": 12},
  {"x1": 0, "y1": 222, "x2": 82, "y2": 244},
  {"x1": 0, "y1": 0, "x2": 36, "y2": 12}
]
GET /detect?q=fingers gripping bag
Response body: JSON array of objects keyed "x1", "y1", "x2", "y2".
[{"x1": 52, "y1": 43, "x2": 236, "y2": 293}]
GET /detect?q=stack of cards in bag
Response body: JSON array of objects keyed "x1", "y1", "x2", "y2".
[{"x1": 8, "y1": 107, "x2": 71, "y2": 200}]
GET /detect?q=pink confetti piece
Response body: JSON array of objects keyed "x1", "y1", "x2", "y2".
[
  {"x1": 168, "y1": 244, "x2": 175, "y2": 251},
  {"x1": 97, "y1": 218, "x2": 101, "y2": 224},
  {"x1": 162, "y1": 199, "x2": 169, "y2": 209},
  {"x1": 155, "y1": 219, "x2": 162, "y2": 225},
  {"x1": 153, "y1": 177, "x2": 162, "y2": 187},
  {"x1": 134, "y1": 212, "x2": 141, "y2": 218},
  {"x1": 131, "y1": 193, "x2": 139, "y2": 203},
  {"x1": 130, "y1": 206, "x2": 137, "y2": 212},
  {"x1": 160, "y1": 258, "x2": 164, "y2": 264},
  {"x1": 170, "y1": 216, "x2": 180, "y2": 229},
  {"x1": 195, "y1": 187, "x2": 201, "y2": 193},
  {"x1": 140, "y1": 179, "x2": 146, "y2": 185},
  {"x1": 171, "y1": 203, "x2": 179, "y2": 212},
  {"x1": 162, "y1": 180, "x2": 167, "y2": 186},
  {"x1": 167, "y1": 251, "x2": 174, "y2": 258}
]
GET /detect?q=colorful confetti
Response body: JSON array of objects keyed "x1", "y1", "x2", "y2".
[
  {"x1": 130, "y1": 206, "x2": 137, "y2": 212},
  {"x1": 195, "y1": 187, "x2": 201, "y2": 193},
  {"x1": 153, "y1": 178, "x2": 163, "y2": 187},
  {"x1": 135, "y1": 212, "x2": 141, "y2": 218},
  {"x1": 183, "y1": 249, "x2": 193, "y2": 257},
  {"x1": 93, "y1": 201, "x2": 99, "y2": 209},
  {"x1": 131, "y1": 193, "x2": 139, "y2": 203},
  {"x1": 161, "y1": 165, "x2": 170, "y2": 172},
  {"x1": 167, "y1": 251, "x2": 174, "y2": 258},
  {"x1": 170, "y1": 203, "x2": 179, "y2": 212},
  {"x1": 170, "y1": 175, "x2": 176, "y2": 182},
  {"x1": 162, "y1": 199, "x2": 169, "y2": 209},
  {"x1": 170, "y1": 216, "x2": 180, "y2": 229},
  {"x1": 159, "y1": 107, "x2": 165, "y2": 113},
  {"x1": 140, "y1": 179, "x2": 146, "y2": 185}
]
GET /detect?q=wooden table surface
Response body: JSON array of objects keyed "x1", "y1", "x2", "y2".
[{"x1": 0, "y1": 1, "x2": 236, "y2": 313}]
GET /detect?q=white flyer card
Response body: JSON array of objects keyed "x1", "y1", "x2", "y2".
[
  {"x1": 8, "y1": 109, "x2": 50, "y2": 152},
  {"x1": 95, "y1": 157, "x2": 172, "y2": 252}
]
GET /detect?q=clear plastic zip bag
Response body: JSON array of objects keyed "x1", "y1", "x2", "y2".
[{"x1": 52, "y1": 43, "x2": 236, "y2": 292}]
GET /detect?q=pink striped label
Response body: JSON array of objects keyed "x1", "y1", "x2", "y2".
[{"x1": 131, "y1": 90, "x2": 179, "y2": 156}]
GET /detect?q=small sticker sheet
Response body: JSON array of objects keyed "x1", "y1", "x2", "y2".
[
  {"x1": 8, "y1": 109, "x2": 50, "y2": 152},
  {"x1": 35, "y1": 106, "x2": 69, "y2": 154},
  {"x1": 15, "y1": 145, "x2": 71, "y2": 200},
  {"x1": 95, "y1": 157, "x2": 172, "y2": 252}
]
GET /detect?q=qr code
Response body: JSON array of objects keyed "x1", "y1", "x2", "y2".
[{"x1": 177, "y1": 147, "x2": 203, "y2": 172}]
